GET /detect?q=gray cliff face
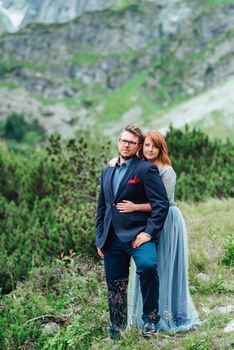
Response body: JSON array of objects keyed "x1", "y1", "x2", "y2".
[
  {"x1": 0, "y1": 2, "x2": 194, "y2": 59},
  {"x1": 0, "y1": 0, "x2": 117, "y2": 32},
  {"x1": 1, "y1": 2, "x2": 233, "y2": 88},
  {"x1": 0, "y1": 0, "x2": 194, "y2": 35}
]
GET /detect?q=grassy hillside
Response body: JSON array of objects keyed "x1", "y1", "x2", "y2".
[
  {"x1": 0, "y1": 198, "x2": 233, "y2": 349},
  {"x1": 0, "y1": 128, "x2": 233, "y2": 349}
]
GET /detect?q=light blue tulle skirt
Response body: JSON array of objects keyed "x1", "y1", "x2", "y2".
[{"x1": 127, "y1": 205, "x2": 201, "y2": 333}]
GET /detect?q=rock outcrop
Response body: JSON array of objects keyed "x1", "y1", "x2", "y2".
[{"x1": 0, "y1": 0, "x2": 117, "y2": 32}]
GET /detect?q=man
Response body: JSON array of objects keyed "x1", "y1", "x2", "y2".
[{"x1": 96, "y1": 125, "x2": 169, "y2": 339}]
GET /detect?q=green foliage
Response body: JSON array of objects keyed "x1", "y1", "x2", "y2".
[
  {"x1": 72, "y1": 52, "x2": 105, "y2": 65},
  {"x1": 182, "y1": 334, "x2": 210, "y2": 350},
  {"x1": 97, "y1": 69, "x2": 151, "y2": 123},
  {"x1": 0, "y1": 59, "x2": 43, "y2": 77},
  {"x1": 166, "y1": 125, "x2": 234, "y2": 201},
  {"x1": 0, "y1": 256, "x2": 108, "y2": 350},
  {"x1": 0, "y1": 81, "x2": 18, "y2": 89},
  {"x1": 0, "y1": 113, "x2": 45, "y2": 152},
  {"x1": 111, "y1": 0, "x2": 140, "y2": 12},
  {"x1": 0, "y1": 134, "x2": 109, "y2": 293},
  {"x1": 149, "y1": 52, "x2": 188, "y2": 106},
  {"x1": 1, "y1": 113, "x2": 45, "y2": 142},
  {"x1": 222, "y1": 235, "x2": 234, "y2": 267},
  {"x1": 191, "y1": 272, "x2": 232, "y2": 296},
  {"x1": 0, "y1": 148, "x2": 22, "y2": 201},
  {"x1": 181, "y1": 198, "x2": 234, "y2": 298},
  {"x1": 0, "y1": 288, "x2": 48, "y2": 348}
]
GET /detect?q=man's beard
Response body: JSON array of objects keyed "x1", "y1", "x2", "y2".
[{"x1": 120, "y1": 153, "x2": 136, "y2": 160}]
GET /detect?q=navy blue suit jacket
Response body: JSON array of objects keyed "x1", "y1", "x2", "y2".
[{"x1": 96, "y1": 156, "x2": 169, "y2": 248}]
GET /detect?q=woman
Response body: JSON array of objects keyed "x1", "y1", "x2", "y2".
[{"x1": 111, "y1": 130, "x2": 200, "y2": 333}]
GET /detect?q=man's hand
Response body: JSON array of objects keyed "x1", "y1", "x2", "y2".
[
  {"x1": 132, "y1": 232, "x2": 152, "y2": 248},
  {"x1": 97, "y1": 247, "x2": 104, "y2": 259}
]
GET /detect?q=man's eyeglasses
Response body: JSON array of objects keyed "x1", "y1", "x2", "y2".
[{"x1": 119, "y1": 138, "x2": 140, "y2": 146}]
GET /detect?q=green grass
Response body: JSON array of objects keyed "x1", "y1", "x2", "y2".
[
  {"x1": 110, "y1": 0, "x2": 140, "y2": 14},
  {"x1": 0, "y1": 59, "x2": 45, "y2": 77},
  {"x1": 0, "y1": 198, "x2": 233, "y2": 349},
  {"x1": 96, "y1": 69, "x2": 149, "y2": 123},
  {"x1": 195, "y1": 0, "x2": 234, "y2": 7},
  {"x1": 71, "y1": 48, "x2": 145, "y2": 66},
  {"x1": 111, "y1": 0, "x2": 135, "y2": 10},
  {"x1": 0, "y1": 81, "x2": 18, "y2": 89},
  {"x1": 71, "y1": 52, "x2": 106, "y2": 65},
  {"x1": 180, "y1": 199, "x2": 234, "y2": 293}
]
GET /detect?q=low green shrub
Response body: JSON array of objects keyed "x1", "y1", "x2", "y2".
[
  {"x1": 0, "y1": 256, "x2": 108, "y2": 350},
  {"x1": 222, "y1": 235, "x2": 234, "y2": 267},
  {"x1": 0, "y1": 134, "x2": 109, "y2": 293},
  {"x1": 166, "y1": 125, "x2": 234, "y2": 201}
]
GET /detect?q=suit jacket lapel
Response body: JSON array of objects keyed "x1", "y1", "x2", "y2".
[{"x1": 114, "y1": 156, "x2": 139, "y2": 200}]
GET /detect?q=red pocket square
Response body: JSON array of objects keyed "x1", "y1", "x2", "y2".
[{"x1": 128, "y1": 176, "x2": 140, "y2": 184}]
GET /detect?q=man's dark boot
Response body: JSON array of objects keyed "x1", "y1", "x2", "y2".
[
  {"x1": 142, "y1": 322, "x2": 159, "y2": 337},
  {"x1": 109, "y1": 325, "x2": 123, "y2": 340}
]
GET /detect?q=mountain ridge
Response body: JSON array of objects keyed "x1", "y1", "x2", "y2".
[{"x1": 0, "y1": 0, "x2": 234, "y2": 141}]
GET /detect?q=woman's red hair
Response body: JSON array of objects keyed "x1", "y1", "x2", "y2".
[{"x1": 139, "y1": 130, "x2": 172, "y2": 166}]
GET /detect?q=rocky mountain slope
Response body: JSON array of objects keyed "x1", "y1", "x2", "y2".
[
  {"x1": 0, "y1": 0, "x2": 117, "y2": 32},
  {"x1": 0, "y1": 0, "x2": 234, "y2": 139}
]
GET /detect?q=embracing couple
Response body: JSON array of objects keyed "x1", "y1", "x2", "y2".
[{"x1": 96, "y1": 125, "x2": 200, "y2": 339}]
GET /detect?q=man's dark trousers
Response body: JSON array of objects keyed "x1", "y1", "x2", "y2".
[{"x1": 103, "y1": 226, "x2": 160, "y2": 335}]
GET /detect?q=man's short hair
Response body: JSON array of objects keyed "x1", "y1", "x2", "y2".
[{"x1": 123, "y1": 125, "x2": 144, "y2": 144}]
